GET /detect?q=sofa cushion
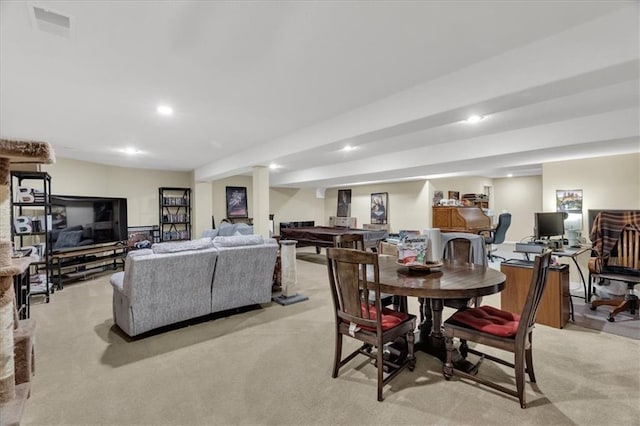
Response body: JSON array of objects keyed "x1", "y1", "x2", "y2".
[
  {"x1": 110, "y1": 271, "x2": 124, "y2": 291},
  {"x1": 51, "y1": 225, "x2": 84, "y2": 243},
  {"x1": 234, "y1": 223, "x2": 253, "y2": 235},
  {"x1": 449, "y1": 305, "x2": 520, "y2": 337},
  {"x1": 213, "y1": 235, "x2": 264, "y2": 247},
  {"x1": 127, "y1": 248, "x2": 153, "y2": 258},
  {"x1": 217, "y1": 223, "x2": 235, "y2": 236},
  {"x1": 201, "y1": 228, "x2": 219, "y2": 239},
  {"x1": 152, "y1": 237, "x2": 214, "y2": 254},
  {"x1": 54, "y1": 229, "x2": 84, "y2": 249}
]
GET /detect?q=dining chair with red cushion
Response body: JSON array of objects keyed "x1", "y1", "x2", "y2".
[
  {"x1": 442, "y1": 250, "x2": 552, "y2": 408},
  {"x1": 334, "y1": 234, "x2": 403, "y2": 311},
  {"x1": 326, "y1": 247, "x2": 416, "y2": 401}
]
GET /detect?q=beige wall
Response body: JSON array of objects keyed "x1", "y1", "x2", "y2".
[
  {"x1": 42, "y1": 153, "x2": 640, "y2": 249},
  {"x1": 270, "y1": 187, "x2": 324, "y2": 230},
  {"x1": 429, "y1": 176, "x2": 494, "y2": 203},
  {"x1": 43, "y1": 158, "x2": 192, "y2": 227},
  {"x1": 493, "y1": 175, "x2": 543, "y2": 243},
  {"x1": 324, "y1": 180, "x2": 431, "y2": 233},
  {"x1": 543, "y1": 153, "x2": 639, "y2": 280},
  {"x1": 211, "y1": 175, "x2": 253, "y2": 228},
  {"x1": 543, "y1": 153, "x2": 640, "y2": 235}
]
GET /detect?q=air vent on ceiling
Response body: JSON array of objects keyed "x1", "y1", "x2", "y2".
[{"x1": 29, "y1": 3, "x2": 72, "y2": 38}]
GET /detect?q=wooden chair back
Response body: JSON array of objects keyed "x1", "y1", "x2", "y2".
[
  {"x1": 325, "y1": 246, "x2": 416, "y2": 401},
  {"x1": 614, "y1": 226, "x2": 639, "y2": 269},
  {"x1": 442, "y1": 249, "x2": 552, "y2": 408},
  {"x1": 444, "y1": 238, "x2": 473, "y2": 263},
  {"x1": 518, "y1": 250, "x2": 552, "y2": 335},
  {"x1": 326, "y1": 247, "x2": 381, "y2": 329},
  {"x1": 333, "y1": 233, "x2": 366, "y2": 251}
]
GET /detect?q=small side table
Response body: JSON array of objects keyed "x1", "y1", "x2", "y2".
[{"x1": 273, "y1": 240, "x2": 308, "y2": 305}]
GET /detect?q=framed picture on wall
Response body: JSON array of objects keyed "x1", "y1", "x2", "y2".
[
  {"x1": 556, "y1": 189, "x2": 583, "y2": 213},
  {"x1": 448, "y1": 191, "x2": 459, "y2": 201},
  {"x1": 226, "y1": 186, "x2": 248, "y2": 218},
  {"x1": 337, "y1": 189, "x2": 351, "y2": 217},
  {"x1": 433, "y1": 190, "x2": 444, "y2": 206},
  {"x1": 371, "y1": 192, "x2": 388, "y2": 224}
]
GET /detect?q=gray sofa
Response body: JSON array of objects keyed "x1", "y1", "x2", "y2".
[{"x1": 110, "y1": 235, "x2": 278, "y2": 337}]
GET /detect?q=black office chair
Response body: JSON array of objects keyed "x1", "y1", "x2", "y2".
[{"x1": 482, "y1": 213, "x2": 511, "y2": 263}]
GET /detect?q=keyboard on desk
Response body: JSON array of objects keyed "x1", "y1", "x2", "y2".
[{"x1": 504, "y1": 259, "x2": 534, "y2": 267}]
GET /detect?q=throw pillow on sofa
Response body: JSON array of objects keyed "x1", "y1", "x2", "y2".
[
  {"x1": 152, "y1": 237, "x2": 214, "y2": 254},
  {"x1": 217, "y1": 223, "x2": 236, "y2": 236},
  {"x1": 201, "y1": 228, "x2": 219, "y2": 239},
  {"x1": 127, "y1": 248, "x2": 154, "y2": 259},
  {"x1": 213, "y1": 235, "x2": 264, "y2": 247},
  {"x1": 54, "y1": 229, "x2": 84, "y2": 250}
]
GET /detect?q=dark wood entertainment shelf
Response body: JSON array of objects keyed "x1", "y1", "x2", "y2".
[{"x1": 50, "y1": 243, "x2": 127, "y2": 289}]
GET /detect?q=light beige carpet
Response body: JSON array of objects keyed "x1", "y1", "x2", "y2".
[{"x1": 23, "y1": 247, "x2": 640, "y2": 425}]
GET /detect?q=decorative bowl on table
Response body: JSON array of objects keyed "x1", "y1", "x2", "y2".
[{"x1": 396, "y1": 260, "x2": 443, "y2": 271}]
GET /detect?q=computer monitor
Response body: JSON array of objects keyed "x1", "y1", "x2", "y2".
[{"x1": 534, "y1": 212, "x2": 565, "y2": 240}]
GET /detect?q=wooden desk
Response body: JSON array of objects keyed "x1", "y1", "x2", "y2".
[
  {"x1": 516, "y1": 246, "x2": 590, "y2": 313},
  {"x1": 373, "y1": 256, "x2": 506, "y2": 363},
  {"x1": 500, "y1": 260, "x2": 570, "y2": 329},
  {"x1": 432, "y1": 206, "x2": 492, "y2": 233}
]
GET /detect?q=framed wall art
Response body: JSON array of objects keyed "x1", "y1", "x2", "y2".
[
  {"x1": 556, "y1": 189, "x2": 583, "y2": 213},
  {"x1": 336, "y1": 189, "x2": 351, "y2": 217},
  {"x1": 226, "y1": 186, "x2": 248, "y2": 218},
  {"x1": 433, "y1": 190, "x2": 444, "y2": 206},
  {"x1": 370, "y1": 192, "x2": 388, "y2": 224}
]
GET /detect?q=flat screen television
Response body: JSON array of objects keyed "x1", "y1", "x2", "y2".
[
  {"x1": 534, "y1": 212, "x2": 565, "y2": 240},
  {"x1": 50, "y1": 195, "x2": 128, "y2": 252}
]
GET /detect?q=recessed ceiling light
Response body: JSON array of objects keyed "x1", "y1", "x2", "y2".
[
  {"x1": 343, "y1": 145, "x2": 355, "y2": 152},
  {"x1": 120, "y1": 147, "x2": 142, "y2": 155},
  {"x1": 507, "y1": 173, "x2": 513, "y2": 178},
  {"x1": 269, "y1": 163, "x2": 281, "y2": 170},
  {"x1": 156, "y1": 105, "x2": 174, "y2": 116},
  {"x1": 465, "y1": 114, "x2": 486, "y2": 124}
]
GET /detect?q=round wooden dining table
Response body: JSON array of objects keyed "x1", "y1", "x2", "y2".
[{"x1": 374, "y1": 256, "x2": 506, "y2": 365}]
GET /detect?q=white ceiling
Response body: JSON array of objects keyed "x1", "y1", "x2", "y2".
[{"x1": 1, "y1": 1, "x2": 638, "y2": 188}]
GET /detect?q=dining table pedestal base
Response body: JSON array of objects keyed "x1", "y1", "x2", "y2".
[{"x1": 417, "y1": 298, "x2": 479, "y2": 374}]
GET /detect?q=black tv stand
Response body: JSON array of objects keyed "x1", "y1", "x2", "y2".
[{"x1": 51, "y1": 243, "x2": 127, "y2": 289}]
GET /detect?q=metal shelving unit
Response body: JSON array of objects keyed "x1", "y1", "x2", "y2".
[
  {"x1": 158, "y1": 187, "x2": 191, "y2": 241},
  {"x1": 10, "y1": 171, "x2": 53, "y2": 302}
]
